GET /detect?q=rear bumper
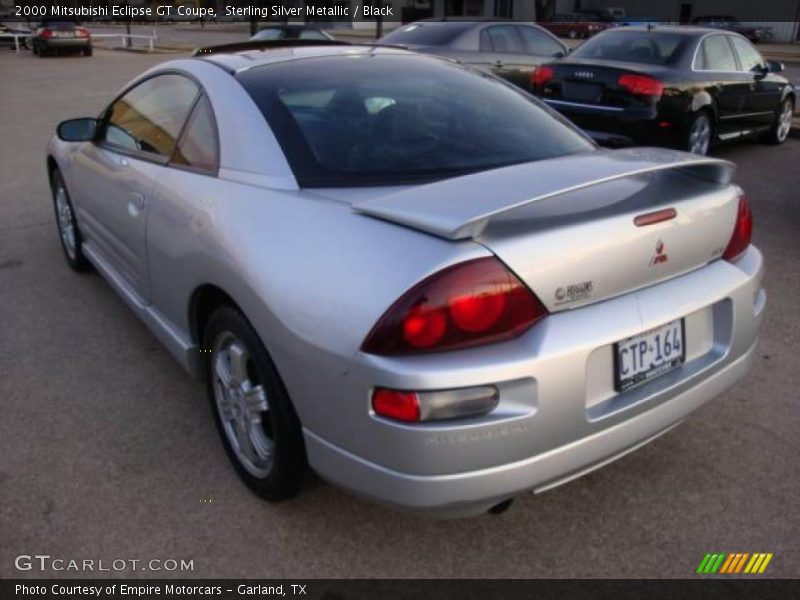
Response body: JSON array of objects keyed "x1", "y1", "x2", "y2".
[
  {"x1": 543, "y1": 98, "x2": 684, "y2": 147},
  {"x1": 304, "y1": 247, "x2": 765, "y2": 517},
  {"x1": 307, "y1": 341, "x2": 756, "y2": 516},
  {"x1": 38, "y1": 38, "x2": 90, "y2": 50}
]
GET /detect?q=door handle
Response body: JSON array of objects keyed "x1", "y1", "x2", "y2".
[
  {"x1": 129, "y1": 192, "x2": 145, "y2": 211},
  {"x1": 494, "y1": 60, "x2": 504, "y2": 67}
]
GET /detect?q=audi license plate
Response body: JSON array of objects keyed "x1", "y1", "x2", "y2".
[{"x1": 614, "y1": 319, "x2": 685, "y2": 392}]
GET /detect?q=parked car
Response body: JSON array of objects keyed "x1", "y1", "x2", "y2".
[
  {"x1": 48, "y1": 42, "x2": 764, "y2": 517},
  {"x1": 32, "y1": 20, "x2": 92, "y2": 57},
  {"x1": 538, "y1": 13, "x2": 611, "y2": 39},
  {"x1": 692, "y1": 16, "x2": 772, "y2": 43},
  {"x1": 531, "y1": 26, "x2": 794, "y2": 155},
  {"x1": 251, "y1": 24, "x2": 334, "y2": 42},
  {"x1": 380, "y1": 18, "x2": 568, "y2": 90}
]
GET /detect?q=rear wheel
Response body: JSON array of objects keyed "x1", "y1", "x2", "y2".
[
  {"x1": 685, "y1": 111, "x2": 713, "y2": 155},
  {"x1": 760, "y1": 97, "x2": 794, "y2": 145},
  {"x1": 204, "y1": 306, "x2": 305, "y2": 501},
  {"x1": 83, "y1": 46, "x2": 92, "y2": 57}
]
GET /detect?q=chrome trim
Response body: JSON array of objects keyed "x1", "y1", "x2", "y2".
[
  {"x1": 719, "y1": 111, "x2": 773, "y2": 120},
  {"x1": 542, "y1": 98, "x2": 625, "y2": 112}
]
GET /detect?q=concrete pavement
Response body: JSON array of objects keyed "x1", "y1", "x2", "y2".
[{"x1": 0, "y1": 49, "x2": 798, "y2": 579}]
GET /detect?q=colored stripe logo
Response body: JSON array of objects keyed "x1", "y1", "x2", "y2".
[{"x1": 696, "y1": 552, "x2": 773, "y2": 574}]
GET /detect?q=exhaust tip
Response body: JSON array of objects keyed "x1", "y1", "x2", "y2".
[{"x1": 487, "y1": 498, "x2": 514, "y2": 515}]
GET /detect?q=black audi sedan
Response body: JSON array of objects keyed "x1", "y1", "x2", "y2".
[
  {"x1": 531, "y1": 26, "x2": 794, "y2": 155},
  {"x1": 380, "y1": 18, "x2": 568, "y2": 90}
]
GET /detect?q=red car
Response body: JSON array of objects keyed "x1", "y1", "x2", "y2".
[{"x1": 538, "y1": 13, "x2": 611, "y2": 39}]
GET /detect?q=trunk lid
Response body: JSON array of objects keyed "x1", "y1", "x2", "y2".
[
  {"x1": 352, "y1": 148, "x2": 740, "y2": 312},
  {"x1": 539, "y1": 60, "x2": 670, "y2": 109}
]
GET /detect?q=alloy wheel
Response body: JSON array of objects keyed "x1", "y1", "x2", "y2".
[
  {"x1": 55, "y1": 184, "x2": 77, "y2": 260},
  {"x1": 211, "y1": 331, "x2": 273, "y2": 478},
  {"x1": 776, "y1": 100, "x2": 793, "y2": 142},
  {"x1": 689, "y1": 115, "x2": 711, "y2": 155}
]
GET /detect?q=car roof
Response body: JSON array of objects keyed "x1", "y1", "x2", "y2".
[
  {"x1": 599, "y1": 25, "x2": 727, "y2": 37},
  {"x1": 196, "y1": 43, "x2": 412, "y2": 73}
]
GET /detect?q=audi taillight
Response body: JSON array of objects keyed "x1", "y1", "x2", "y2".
[
  {"x1": 531, "y1": 65, "x2": 555, "y2": 90},
  {"x1": 722, "y1": 197, "x2": 753, "y2": 262},
  {"x1": 76, "y1": 28, "x2": 90, "y2": 38},
  {"x1": 361, "y1": 257, "x2": 548, "y2": 356},
  {"x1": 618, "y1": 73, "x2": 664, "y2": 97}
]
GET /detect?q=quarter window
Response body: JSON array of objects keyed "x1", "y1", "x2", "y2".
[
  {"x1": 729, "y1": 36, "x2": 765, "y2": 72},
  {"x1": 484, "y1": 25, "x2": 523, "y2": 54},
  {"x1": 696, "y1": 35, "x2": 738, "y2": 71},
  {"x1": 102, "y1": 74, "x2": 199, "y2": 158},
  {"x1": 171, "y1": 95, "x2": 218, "y2": 173}
]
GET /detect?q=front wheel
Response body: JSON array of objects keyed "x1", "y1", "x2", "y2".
[
  {"x1": 51, "y1": 169, "x2": 91, "y2": 271},
  {"x1": 203, "y1": 306, "x2": 305, "y2": 501},
  {"x1": 760, "y1": 97, "x2": 794, "y2": 145},
  {"x1": 685, "y1": 111, "x2": 713, "y2": 155}
]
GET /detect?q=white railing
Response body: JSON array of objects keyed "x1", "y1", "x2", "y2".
[{"x1": 91, "y1": 31, "x2": 158, "y2": 51}]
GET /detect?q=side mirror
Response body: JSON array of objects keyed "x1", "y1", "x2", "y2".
[
  {"x1": 57, "y1": 118, "x2": 98, "y2": 142},
  {"x1": 553, "y1": 51, "x2": 566, "y2": 59},
  {"x1": 767, "y1": 60, "x2": 784, "y2": 73}
]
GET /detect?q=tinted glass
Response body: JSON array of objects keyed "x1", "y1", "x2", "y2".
[
  {"x1": 103, "y1": 74, "x2": 198, "y2": 157},
  {"x1": 380, "y1": 22, "x2": 470, "y2": 46},
  {"x1": 571, "y1": 31, "x2": 686, "y2": 65},
  {"x1": 252, "y1": 28, "x2": 285, "y2": 41},
  {"x1": 485, "y1": 25, "x2": 523, "y2": 53},
  {"x1": 298, "y1": 29, "x2": 329, "y2": 40},
  {"x1": 237, "y1": 54, "x2": 593, "y2": 187},
  {"x1": 696, "y1": 35, "x2": 737, "y2": 70},
  {"x1": 171, "y1": 95, "x2": 218, "y2": 173},
  {"x1": 517, "y1": 26, "x2": 564, "y2": 56},
  {"x1": 729, "y1": 36, "x2": 764, "y2": 71}
]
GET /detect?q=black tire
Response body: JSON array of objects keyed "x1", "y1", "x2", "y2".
[
  {"x1": 50, "y1": 169, "x2": 91, "y2": 272},
  {"x1": 203, "y1": 306, "x2": 305, "y2": 501},
  {"x1": 684, "y1": 110, "x2": 713, "y2": 155},
  {"x1": 83, "y1": 46, "x2": 93, "y2": 57},
  {"x1": 32, "y1": 42, "x2": 38, "y2": 55},
  {"x1": 760, "y1": 97, "x2": 794, "y2": 145}
]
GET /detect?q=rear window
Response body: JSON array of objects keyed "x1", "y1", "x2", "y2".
[
  {"x1": 570, "y1": 31, "x2": 687, "y2": 65},
  {"x1": 380, "y1": 22, "x2": 470, "y2": 46},
  {"x1": 236, "y1": 54, "x2": 593, "y2": 187}
]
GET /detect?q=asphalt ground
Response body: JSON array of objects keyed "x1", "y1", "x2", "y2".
[{"x1": 0, "y1": 49, "x2": 798, "y2": 579}]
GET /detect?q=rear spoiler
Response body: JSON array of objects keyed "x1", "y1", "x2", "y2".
[{"x1": 352, "y1": 148, "x2": 735, "y2": 240}]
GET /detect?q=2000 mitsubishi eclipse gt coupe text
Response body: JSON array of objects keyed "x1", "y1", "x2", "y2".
[{"x1": 47, "y1": 44, "x2": 765, "y2": 516}]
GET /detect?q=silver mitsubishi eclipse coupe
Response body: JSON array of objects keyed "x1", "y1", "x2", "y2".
[{"x1": 48, "y1": 41, "x2": 764, "y2": 517}]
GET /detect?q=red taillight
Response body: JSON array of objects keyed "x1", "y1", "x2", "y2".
[
  {"x1": 362, "y1": 257, "x2": 548, "y2": 355},
  {"x1": 531, "y1": 65, "x2": 555, "y2": 90},
  {"x1": 618, "y1": 74, "x2": 664, "y2": 97},
  {"x1": 76, "y1": 28, "x2": 90, "y2": 38},
  {"x1": 40, "y1": 29, "x2": 54, "y2": 39},
  {"x1": 722, "y1": 197, "x2": 753, "y2": 262},
  {"x1": 372, "y1": 389, "x2": 420, "y2": 422}
]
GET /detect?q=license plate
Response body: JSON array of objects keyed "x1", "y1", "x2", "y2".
[
  {"x1": 614, "y1": 319, "x2": 685, "y2": 392},
  {"x1": 55, "y1": 31, "x2": 74, "y2": 38}
]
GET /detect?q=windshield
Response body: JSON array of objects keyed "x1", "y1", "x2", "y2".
[
  {"x1": 570, "y1": 31, "x2": 687, "y2": 65},
  {"x1": 237, "y1": 53, "x2": 593, "y2": 187},
  {"x1": 380, "y1": 22, "x2": 471, "y2": 46}
]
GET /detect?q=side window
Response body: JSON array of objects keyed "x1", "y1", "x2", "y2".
[
  {"x1": 695, "y1": 35, "x2": 738, "y2": 71},
  {"x1": 171, "y1": 95, "x2": 218, "y2": 174},
  {"x1": 484, "y1": 25, "x2": 523, "y2": 54},
  {"x1": 298, "y1": 29, "x2": 328, "y2": 40},
  {"x1": 729, "y1": 36, "x2": 765, "y2": 72},
  {"x1": 479, "y1": 29, "x2": 492, "y2": 52},
  {"x1": 102, "y1": 74, "x2": 198, "y2": 158},
  {"x1": 517, "y1": 26, "x2": 565, "y2": 57}
]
